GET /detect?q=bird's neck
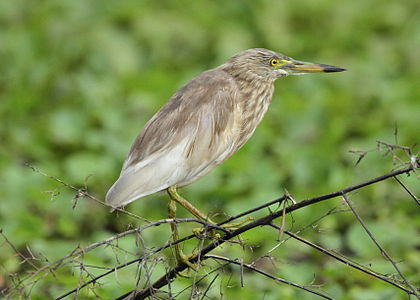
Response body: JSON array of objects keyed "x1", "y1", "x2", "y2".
[
  {"x1": 222, "y1": 65, "x2": 275, "y2": 151},
  {"x1": 236, "y1": 77, "x2": 275, "y2": 131}
]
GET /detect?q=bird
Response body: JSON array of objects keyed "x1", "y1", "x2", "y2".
[
  {"x1": 106, "y1": 48, "x2": 345, "y2": 211},
  {"x1": 106, "y1": 48, "x2": 345, "y2": 264}
]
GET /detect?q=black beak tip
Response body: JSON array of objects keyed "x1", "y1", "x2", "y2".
[{"x1": 320, "y1": 64, "x2": 347, "y2": 73}]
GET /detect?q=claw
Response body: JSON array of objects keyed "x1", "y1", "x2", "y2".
[
  {"x1": 166, "y1": 185, "x2": 253, "y2": 274},
  {"x1": 221, "y1": 216, "x2": 254, "y2": 230},
  {"x1": 192, "y1": 216, "x2": 253, "y2": 239},
  {"x1": 192, "y1": 227, "x2": 222, "y2": 240},
  {"x1": 175, "y1": 251, "x2": 200, "y2": 276}
]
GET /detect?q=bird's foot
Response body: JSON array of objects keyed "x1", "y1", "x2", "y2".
[
  {"x1": 192, "y1": 227, "x2": 222, "y2": 239},
  {"x1": 220, "y1": 216, "x2": 254, "y2": 230},
  {"x1": 175, "y1": 251, "x2": 201, "y2": 277},
  {"x1": 192, "y1": 217, "x2": 254, "y2": 239}
]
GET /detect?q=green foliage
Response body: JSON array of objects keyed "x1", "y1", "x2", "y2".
[{"x1": 0, "y1": 0, "x2": 418, "y2": 298}]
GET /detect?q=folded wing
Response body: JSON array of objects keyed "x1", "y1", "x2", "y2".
[{"x1": 105, "y1": 69, "x2": 240, "y2": 208}]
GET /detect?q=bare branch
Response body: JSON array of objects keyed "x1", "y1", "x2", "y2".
[
  {"x1": 0, "y1": 229, "x2": 39, "y2": 270},
  {"x1": 114, "y1": 164, "x2": 417, "y2": 300},
  {"x1": 376, "y1": 140, "x2": 412, "y2": 156},
  {"x1": 199, "y1": 274, "x2": 219, "y2": 300},
  {"x1": 341, "y1": 193, "x2": 420, "y2": 299},
  {"x1": 203, "y1": 255, "x2": 334, "y2": 300},
  {"x1": 25, "y1": 163, "x2": 150, "y2": 223},
  {"x1": 393, "y1": 175, "x2": 420, "y2": 206},
  {"x1": 269, "y1": 224, "x2": 416, "y2": 295},
  {"x1": 9, "y1": 155, "x2": 415, "y2": 299},
  {"x1": 348, "y1": 149, "x2": 369, "y2": 166},
  {"x1": 14, "y1": 218, "x2": 222, "y2": 299},
  {"x1": 174, "y1": 262, "x2": 228, "y2": 299}
]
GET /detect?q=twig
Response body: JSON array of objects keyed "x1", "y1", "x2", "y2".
[
  {"x1": 15, "y1": 161, "x2": 413, "y2": 299},
  {"x1": 393, "y1": 175, "x2": 420, "y2": 206},
  {"x1": 376, "y1": 140, "x2": 412, "y2": 155},
  {"x1": 20, "y1": 217, "x2": 225, "y2": 293},
  {"x1": 203, "y1": 255, "x2": 334, "y2": 300},
  {"x1": 173, "y1": 263, "x2": 228, "y2": 299},
  {"x1": 25, "y1": 163, "x2": 150, "y2": 223},
  {"x1": 269, "y1": 224, "x2": 416, "y2": 295},
  {"x1": 0, "y1": 229, "x2": 39, "y2": 270},
  {"x1": 252, "y1": 207, "x2": 349, "y2": 266},
  {"x1": 199, "y1": 274, "x2": 219, "y2": 300},
  {"x1": 376, "y1": 140, "x2": 413, "y2": 167},
  {"x1": 115, "y1": 164, "x2": 416, "y2": 300},
  {"x1": 341, "y1": 193, "x2": 420, "y2": 299},
  {"x1": 348, "y1": 149, "x2": 369, "y2": 166}
]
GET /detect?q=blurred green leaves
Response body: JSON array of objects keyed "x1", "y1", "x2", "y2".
[{"x1": 0, "y1": 0, "x2": 418, "y2": 298}]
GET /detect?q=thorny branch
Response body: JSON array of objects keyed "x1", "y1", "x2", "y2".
[
  {"x1": 270, "y1": 225, "x2": 415, "y2": 295},
  {"x1": 25, "y1": 163, "x2": 150, "y2": 223},
  {"x1": 393, "y1": 175, "x2": 420, "y2": 206},
  {"x1": 24, "y1": 219, "x2": 226, "y2": 290},
  {"x1": 341, "y1": 193, "x2": 420, "y2": 299},
  {"x1": 117, "y1": 161, "x2": 418, "y2": 300},
  {"x1": 2, "y1": 151, "x2": 418, "y2": 299},
  {"x1": 203, "y1": 255, "x2": 334, "y2": 300}
]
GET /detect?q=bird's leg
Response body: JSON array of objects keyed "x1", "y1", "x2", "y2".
[
  {"x1": 167, "y1": 186, "x2": 250, "y2": 235},
  {"x1": 167, "y1": 185, "x2": 215, "y2": 223},
  {"x1": 167, "y1": 189, "x2": 198, "y2": 271},
  {"x1": 167, "y1": 186, "x2": 248, "y2": 269}
]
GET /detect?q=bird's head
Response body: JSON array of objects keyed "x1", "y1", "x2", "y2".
[{"x1": 225, "y1": 48, "x2": 346, "y2": 81}]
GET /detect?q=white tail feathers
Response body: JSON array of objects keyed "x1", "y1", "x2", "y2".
[
  {"x1": 105, "y1": 140, "x2": 193, "y2": 208},
  {"x1": 105, "y1": 166, "x2": 170, "y2": 209}
]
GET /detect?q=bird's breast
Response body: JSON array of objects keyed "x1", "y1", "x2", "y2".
[{"x1": 233, "y1": 82, "x2": 275, "y2": 150}]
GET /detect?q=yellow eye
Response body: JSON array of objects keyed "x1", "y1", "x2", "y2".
[{"x1": 269, "y1": 58, "x2": 279, "y2": 66}]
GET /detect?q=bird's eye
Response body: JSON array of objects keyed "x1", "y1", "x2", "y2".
[{"x1": 269, "y1": 58, "x2": 279, "y2": 66}]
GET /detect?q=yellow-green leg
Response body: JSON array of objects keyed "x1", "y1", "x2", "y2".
[
  {"x1": 167, "y1": 187, "x2": 198, "y2": 270},
  {"x1": 166, "y1": 185, "x2": 251, "y2": 269},
  {"x1": 167, "y1": 185, "x2": 250, "y2": 228},
  {"x1": 167, "y1": 185, "x2": 215, "y2": 223}
]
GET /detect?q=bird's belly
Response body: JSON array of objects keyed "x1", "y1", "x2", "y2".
[
  {"x1": 174, "y1": 116, "x2": 240, "y2": 187},
  {"x1": 176, "y1": 141, "x2": 236, "y2": 187}
]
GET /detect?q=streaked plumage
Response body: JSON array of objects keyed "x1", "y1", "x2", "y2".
[{"x1": 106, "y1": 48, "x2": 345, "y2": 208}]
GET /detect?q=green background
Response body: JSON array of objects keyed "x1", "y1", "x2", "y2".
[{"x1": 0, "y1": 0, "x2": 419, "y2": 299}]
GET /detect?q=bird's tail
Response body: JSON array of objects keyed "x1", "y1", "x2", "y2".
[
  {"x1": 105, "y1": 167, "x2": 171, "y2": 210},
  {"x1": 105, "y1": 176, "x2": 136, "y2": 210}
]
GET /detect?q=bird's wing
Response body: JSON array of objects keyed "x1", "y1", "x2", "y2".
[{"x1": 106, "y1": 68, "x2": 240, "y2": 208}]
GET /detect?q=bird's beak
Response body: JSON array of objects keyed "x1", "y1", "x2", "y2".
[{"x1": 282, "y1": 59, "x2": 346, "y2": 75}]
